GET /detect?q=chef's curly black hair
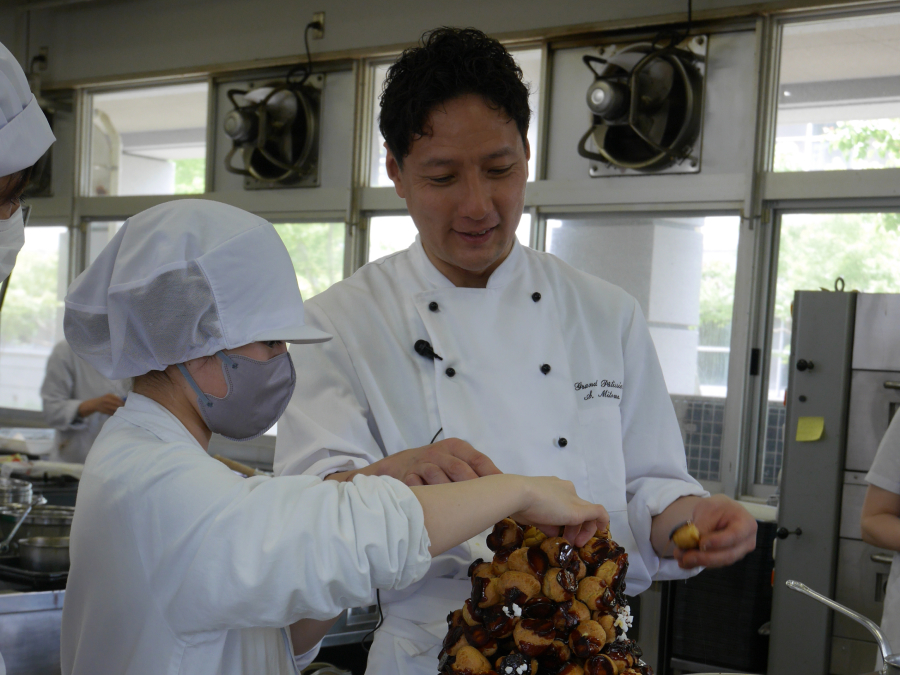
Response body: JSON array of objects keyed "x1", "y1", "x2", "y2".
[{"x1": 379, "y1": 27, "x2": 531, "y2": 168}]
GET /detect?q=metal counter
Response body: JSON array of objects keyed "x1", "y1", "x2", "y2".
[{"x1": 0, "y1": 586, "x2": 64, "y2": 675}]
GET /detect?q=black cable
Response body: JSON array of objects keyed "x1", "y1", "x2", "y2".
[
  {"x1": 287, "y1": 21, "x2": 320, "y2": 86},
  {"x1": 430, "y1": 428, "x2": 443, "y2": 444},
  {"x1": 361, "y1": 589, "x2": 384, "y2": 653}
]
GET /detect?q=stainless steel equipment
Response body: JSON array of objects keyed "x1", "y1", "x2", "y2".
[
  {"x1": 0, "y1": 495, "x2": 48, "y2": 553},
  {"x1": 788, "y1": 580, "x2": 900, "y2": 674},
  {"x1": 18, "y1": 537, "x2": 69, "y2": 573},
  {"x1": 0, "y1": 505, "x2": 73, "y2": 546},
  {"x1": 0, "y1": 478, "x2": 32, "y2": 505},
  {"x1": 0, "y1": 589, "x2": 64, "y2": 675},
  {"x1": 768, "y1": 293, "x2": 900, "y2": 675}
]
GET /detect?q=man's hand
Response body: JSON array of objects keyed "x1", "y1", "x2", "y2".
[
  {"x1": 77, "y1": 393, "x2": 125, "y2": 418},
  {"x1": 674, "y1": 494, "x2": 758, "y2": 569},
  {"x1": 326, "y1": 438, "x2": 502, "y2": 485}
]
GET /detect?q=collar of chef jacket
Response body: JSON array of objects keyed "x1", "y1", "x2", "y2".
[
  {"x1": 113, "y1": 393, "x2": 204, "y2": 450},
  {"x1": 407, "y1": 234, "x2": 524, "y2": 291}
]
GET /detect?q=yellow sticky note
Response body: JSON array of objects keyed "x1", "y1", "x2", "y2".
[{"x1": 796, "y1": 416, "x2": 825, "y2": 442}]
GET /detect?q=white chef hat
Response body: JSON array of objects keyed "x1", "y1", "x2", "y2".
[
  {"x1": 0, "y1": 41, "x2": 55, "y2": 177},
  {"x1": 64, "y1": 199, "x2": 332, "y2": 379}
]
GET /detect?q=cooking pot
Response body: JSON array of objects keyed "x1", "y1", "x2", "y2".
[
  {"x1": 0, "y1": 504, "x2": 73, "y2": 545},
  {"x1": 18, "y1": 536, "x2": 69, "y2": 572},
  {"x1": 0, "y1": 478, "x2": 32, "y2": 505}
]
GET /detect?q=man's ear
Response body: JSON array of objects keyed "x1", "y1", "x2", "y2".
[{"x1": 385, "y1": 143, "x2": 406, "y2": 199}]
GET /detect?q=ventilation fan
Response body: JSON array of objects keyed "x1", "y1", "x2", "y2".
[
  {"x1": 577, "y1": 36, "x2": 707, "y2": 176},
  {"x1": 223, "y1": 73, "x2": 322, "y2": 189}
]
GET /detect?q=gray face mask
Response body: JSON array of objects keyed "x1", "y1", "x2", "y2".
[{"x1": 177, "y1": 350, "x2": 296, "y2": 441}]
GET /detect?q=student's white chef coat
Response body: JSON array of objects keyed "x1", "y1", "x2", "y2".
[
  {"x1": 866, "y1": 413, "x2": 900, "y2": 656},
  {"x1": 275, "y1": 237, "x2": 706, "y2": 675},
  {"x1": 61, "y1": 393, "x2": 432, "y2": 675},
  {"x1": 41, "y1": 340, "x2": 129, "y2": 464},
  {"x1": 0, "y1": 206, "x2": 24, "y2": 284}
]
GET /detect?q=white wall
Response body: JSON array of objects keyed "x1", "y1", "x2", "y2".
[{"x1": 23, "y1": 0, "x2": 824, "y2": 86}]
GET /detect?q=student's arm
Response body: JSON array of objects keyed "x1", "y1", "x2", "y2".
[
  {"x1": 411, "y1": 473, "x2": 609, "y2": 554},
  {"x1": 861, "y1": 484, "x2": 900, "y2": 551}
]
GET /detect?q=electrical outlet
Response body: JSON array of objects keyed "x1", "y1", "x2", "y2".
[{"x1": 311, "y1": 12, "x2": 325, "y2": 39}]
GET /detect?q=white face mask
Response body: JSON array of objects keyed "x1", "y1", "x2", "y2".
[{"x1": 0, "y1": 205, "x2": 25, "y2": 284}]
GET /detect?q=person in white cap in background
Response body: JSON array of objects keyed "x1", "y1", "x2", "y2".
[
  {"x1": 59, "y1": 199, "x2": 608, "y2": 675},
  {"x1": 0, "y1": 40, "x2": 55, "y2": 283},
  {"x1": 40, "y1": 339, "x2": 128, "y2": 464}
]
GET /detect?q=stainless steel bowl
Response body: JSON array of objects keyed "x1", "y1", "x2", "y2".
[
  {"x1": 0, "y1": 505, "x2": 73, "y2": 544},
  {"x1": 18, "y1": 537, "x2": 69, "y2": 572}
]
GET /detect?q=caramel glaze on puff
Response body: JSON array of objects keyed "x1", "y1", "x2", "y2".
[
  {"x1": 584, "y1": 654, "x2": 618, "y2": 675},
  {"x1": 487, "y1": 518, "x2": 525, "y2": 552},
  {"x1": 497, "y1": 571, "x2": 542, "y2": 604},
  {"x1": 482, "y1": 605, "x2": 518, "y2": 639},
  {"x1": 463, "y1": 599, "x2": 484, "y2": 627},
  {"x1": 601, "y1": 638, "x2": 642, "y2": 672},
  {"x1": 576, "y1": 576, "x2": 616, "y2": 613},
  {"x1": 557, "y1": 664, "x2": 586, "y2": 675},
  {"x1": 472, "y1": 576, "x2": 502, "y2": 609},
  {"x1": 508, "y1": 546, "x2": 551, "y2": 582},
  {"x1": 513, "y1": 618, "x2": 556, "y2": 657},
  {"x1": 568, "y1": 619, "x2": 607, "y2": 658},
  {"x1": 543, "y1": 567, "x2": 578, "y2": 602},
  {"x1": 538, "y1": 637, "x2": 572, "y2": 670},
  {"x1": 469, "y1": 559, "x2": 496, "y2": 581},
  {"x1": 553, "y1": 599, "x2": 591, "y2": 635},
  {"x1": 540, "y1": 537, "x2": 576, "y2": 569},
  {"x1": 492, "y1": 546, "x2": 515, "y2": 576},
  {"x1": 594, "y1": 549, "x2": 628, "y2": 592}
]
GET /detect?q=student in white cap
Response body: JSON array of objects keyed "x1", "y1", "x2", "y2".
[
  {"x1": 0, "y1": 40, "x2": 55, "y2": 283},
  {"x1": 59, "y1": 199, "x2": 608, "y2": 675}
]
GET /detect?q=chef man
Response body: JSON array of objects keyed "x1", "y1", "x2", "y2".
[
  {"x1": 0, "y1": 40, "x2": 55, "y2": 283},
  {"x1": 41, "y1": 339, "x2": 128, "y2": 463},
  {"x1": 275, "y1": 27, "x2": 758, "y2": 675}
]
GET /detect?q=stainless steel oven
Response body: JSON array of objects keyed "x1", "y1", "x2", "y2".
[{"x1": 769, "y1": 293, "x2": 900, "y2": 675}]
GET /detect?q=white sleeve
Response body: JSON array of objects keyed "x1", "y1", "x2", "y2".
[
  {"x1": 40, "y1": 343, "x2": 89, "y2": 432},
  {"x1": 867, "y1": 414, "x2": 900, "y2": 495},
  {"x1": 0, "y1": 208, "x2": 24, "y2": 284},
  {"x1": 132, "y1": 459, "x2": 431, "y2": 637},
  {"x1": 293, "y1": 641, "x2": 322, "y2": 671},
  {"x1": 275, "y1": 303, "x2": 387, "y2": 479},
  {"x1": 620, "y1": 299, "x2": 708, "y2": 581}
]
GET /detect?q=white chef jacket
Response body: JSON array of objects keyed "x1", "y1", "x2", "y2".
[
  {"x1": 41, "y1": 340, "x2": 129, "y2": 464},
  {"x1": 61, "y1": 393, "x2": 432, "y2": 675},
  {"x1": 866, "y1": 413, "x2": 900, "y2": 654},
  {"x1": 275, "y1": 237, "x2": 706, "y2": 675},
  {"x1": 0, "y1": 206, "x2": 24, "y2": 284}
]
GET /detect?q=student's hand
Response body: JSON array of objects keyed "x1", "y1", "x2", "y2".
[
  {"x1": 673, "y1": 494, "x2": 757, "y2": 569},
  {"x1": 78, "y1": 393, "x2": 126, "y2": 418},
  {"x1": 511, "y1": 476, "x2": 609, "y2": 548},
  {"x1": 327, "y1": 438, "x2": 502, "y2": 485}
]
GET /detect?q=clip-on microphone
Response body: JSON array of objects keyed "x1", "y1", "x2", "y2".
[{"x1": 414, "y1": 340, "x2": 443, "y2": 361}]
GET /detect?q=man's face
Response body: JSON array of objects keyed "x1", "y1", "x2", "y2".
[{"x1": 386, "y1": 94, "x2": 529, "y2": 288}]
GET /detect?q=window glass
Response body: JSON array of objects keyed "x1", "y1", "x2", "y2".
[
  {"x1": 761, "y1": 212, "x2": 900, "y2": 484},
  {"x1": 89, "y1": 83, "x2": 208, "y2": 196},
  {"x1": 774, "y1": 11, "x2": 900, "y2": 172},
  {"x1": 368, "y1": 48, "x2": 542, "y2": 186},
  {"x1": 0, "y1": 226, "x2": 70, "y2": 410},
  {"x1": 368, "y1": 214, "x2": 532, "y2": 263},
  {"x1": 272, "y1": 222, "x2": 345, "y2": 299},
  {"x1": 547, "y1": 215, "x2": 741, "y2": 483}
]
